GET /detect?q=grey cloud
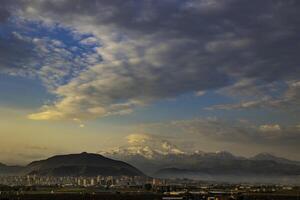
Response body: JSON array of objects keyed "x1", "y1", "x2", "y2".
[
  {"x1": 136, "y1": 118, "x2": 300, "y2": 159},
  {"x1": 207, "y1": 80, "x2": 300, "y2": 112},
  {"x1": 25, "y1": 145, "x2": 48, "y2": 151},
  {"x1": 154, "y1": 118, "x2": 300, "y2": 148},
  {"x1": 0, "y1": 0, "x2": 299, "y2": 119},
  {"x1": 0, "y1": 7, "x2": 10, "y2": 23},
  {"x1": 22, "y1": 0, "x2": 300, "y2": 80},
  {"x1": 0, "y1": 28, "x2": 101, "y2": 90},
  {"x1": 0, "y1": 0, "x2": 21, "y2": 23},
  {"x1": 0, "y1": 32, "x2": 37, "y2": 75}
]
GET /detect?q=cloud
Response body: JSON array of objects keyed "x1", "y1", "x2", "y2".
[
  {"x1": 258, "y1": 124, "x2": 284, "y2": 139},
  {"x1": 25, "y1": 145, "x2": 48, "y2": 151},
  {"x1": 126, "y1": 134, "x2": 151, "y2": 146},
  {"x1": 27, "y1": 109, "x2": 64, "y2": 120},
  {"x1": 206, "y1": 98, "x2": 270, "y2": 110},
  {"x1": 0, "y1": 0, "x2": 20, "y2": 23},
  {"x1": 140, "y1": 118, "x2": 300, "y2": 149},
  {"x1": 80, "y1": 36, "x2": 99, "y2": 46},
  {"x1": 195, "y1": 90, "x2": 206, "y2": 97},
  {"x1": 259, "y1": 124, "x2": 281, "y2": 132},
  {"x1": 0, "y1": 26, "x2": 101, "y2": 94},
  {"x1": 0, "y1": 0, "x2": 298, "y2": 120},
  {"x1": 0, "y1": 32, "x2": 37, "y2": 75},
  {"x1": 207, "y1": 80, "x2": 300, "y2": 112}
]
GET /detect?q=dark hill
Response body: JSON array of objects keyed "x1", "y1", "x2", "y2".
[{"x1": 24, "y1": 152, "x2": 144, "y2": 177}]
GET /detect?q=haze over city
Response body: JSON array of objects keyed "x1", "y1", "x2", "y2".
[{"x1": 0, "y1": 0, "x2": 300, "y2": 167}]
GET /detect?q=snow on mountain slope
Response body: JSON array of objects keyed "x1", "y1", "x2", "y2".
[{"x1": 100, "y1": 133, "x2": 185, "y2": 159}]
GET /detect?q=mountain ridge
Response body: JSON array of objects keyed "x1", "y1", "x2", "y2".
[
  {"x1": 102, "y1": 146, "x2": 300, "y2": 165},
  {"x1": 0, "y1": 163, "x2": 24, "y2": 175},
  {"x1": 102, "y1": 146, "x2": 300, "y2": 183},
  {"x1": 251, "y1": 153, "x2": 300, "y2": 165}
]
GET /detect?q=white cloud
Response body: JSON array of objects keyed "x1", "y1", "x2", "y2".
[
  {"x1": 259, "y1": 124, "x2": 281, "y2": 132},
  {"x1": 80, "y1": 36, "x2": 99, "y2": 46},
  {"x1": 195, "y1": 90, "x2": 206, "y2": 96}
]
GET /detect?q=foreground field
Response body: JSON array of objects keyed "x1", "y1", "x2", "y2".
[{"x1": 1, "y1": 193, "x2": 300, "y2": 200}]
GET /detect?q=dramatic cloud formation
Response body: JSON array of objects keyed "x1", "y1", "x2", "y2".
[{"x1": 0, "y1": 0, "x2": 296, "y2": 120}]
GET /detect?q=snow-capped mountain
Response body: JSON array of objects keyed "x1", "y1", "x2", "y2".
[
  {"x1": 100, "y1": 145, "x2": 184, "y2": 159},
  {"x1": 101, "y1": 134, "x2": 243, "y2": 174},
  {"x1": 100, "y1": 133, "x2": 185, "y2": 160},
  {"x1": 101, "y1": 144, "x2": 244, "y2": 175},
  {"x1": 99, "y1": 134, "x2": 300, "y2": 183},
  {"x1": 101, "y1": 133, "x2": 241, "y2": 160}
]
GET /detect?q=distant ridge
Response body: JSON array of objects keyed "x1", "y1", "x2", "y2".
[
  {"x1": 251, "y1": 153, "x2": 300, "y2": 165},
  {"x1": 0, "y1": 163, "x2": 24, "y2": 175}
]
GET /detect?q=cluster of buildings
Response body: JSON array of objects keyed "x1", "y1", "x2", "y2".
[
  {"x1": 0, "y1": 175, "x2": 161, "y2": 188},
  {"x1": 0, "y1": 176, "x2": 299, "y2": 200},
  {"x1": 0, "y1": 175, "x2": 298, "y2": 199}
]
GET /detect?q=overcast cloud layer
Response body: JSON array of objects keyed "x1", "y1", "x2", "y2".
[
  {"x1": 0, "y1": 0, "x2": 298, "y2": 120},
  {"x1": 0, "y1": 1, "x2": 300, "y2": 158}
]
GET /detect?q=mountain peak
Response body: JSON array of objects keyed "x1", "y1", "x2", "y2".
[
  {"x1": 0, "y1": 162, "x2": 6, "y2": 167},
  {"x1": 253, "y1": 152, "x2": 275, "y2": 158},
  {"x1": 104, "y1": 133, "x2": 187, "y2": 159},
  {"x1": 249, "y1": 153, "x2": 300, "y2": 166},
  {"x1": 215, "y1": 150, "x2": 233, "y2": 155},
  {"x1": 252, "y1": 152, "x2": 285, "y2": 161}
]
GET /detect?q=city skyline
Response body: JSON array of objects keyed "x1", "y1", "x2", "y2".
[{"x1": 0, "y1": 0, "x2": 300, "y2": 165}]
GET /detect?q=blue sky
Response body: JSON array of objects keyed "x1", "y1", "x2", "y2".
[{"x1": 0, "y1": 0, "x2": 300, "y2": 164}]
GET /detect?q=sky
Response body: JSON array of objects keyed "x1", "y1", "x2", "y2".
[{"x1": 0, "y1": 0, "x2": 300, "y2": 164}]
